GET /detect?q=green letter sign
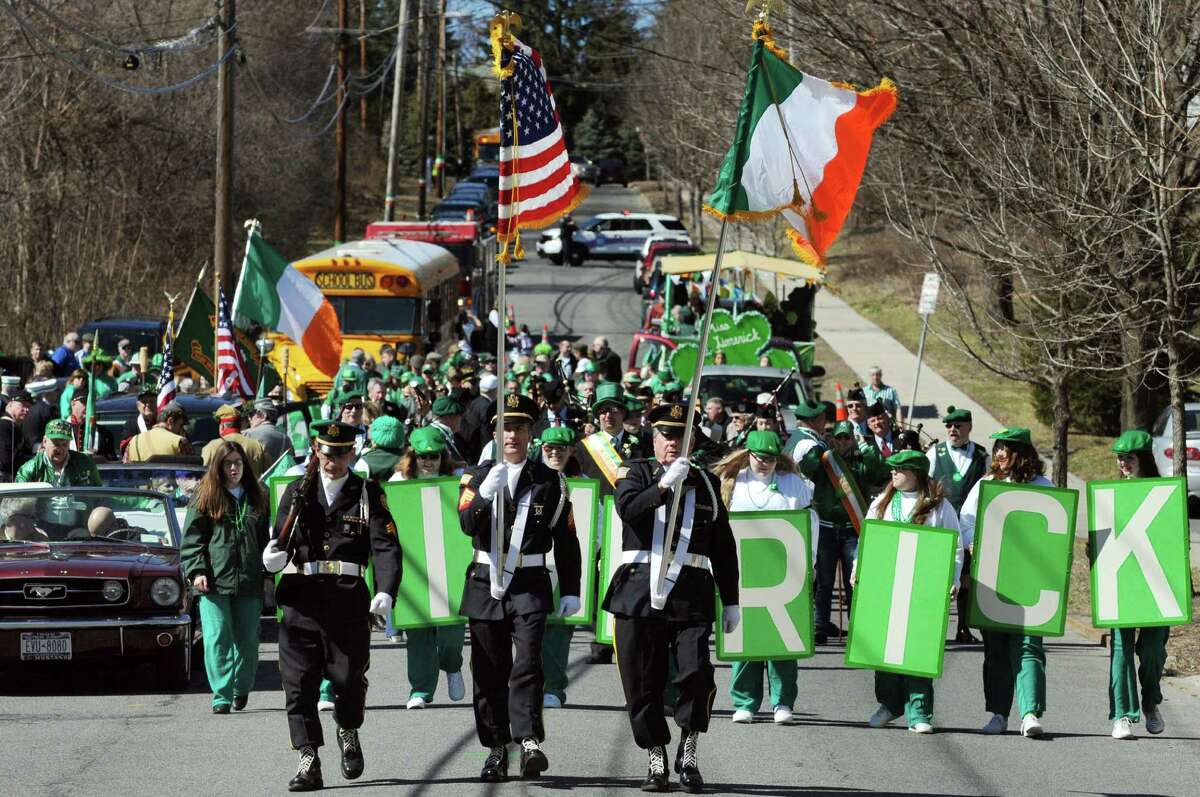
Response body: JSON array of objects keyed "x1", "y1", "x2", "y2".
[
  {"x1": 716, "y1": 510, "x2": 814, "y2": 661},
  {"x1": 548, "y1": 478, "x2": 600, "y2": 626},
  {"x1": 1088, "y1": 476, "x2": 1192, "y2": 628},
  {"x1": 968, "y1": 480, "x2": 1078, "y2": 636},
  {"x1": 845, "y1": 520, "x2": 957, "y2": 678},
  {"x1": 595, "y1": 496, "x2": 623, "y2": 646}
]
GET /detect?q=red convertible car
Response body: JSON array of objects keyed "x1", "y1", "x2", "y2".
[{"x1": 0, "y1": 485, "x2": 192, "y2": 688}]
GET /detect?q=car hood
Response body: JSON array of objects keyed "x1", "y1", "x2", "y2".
[{"x1": 0, "y1": 542, "x2": 179, "y2": 577}]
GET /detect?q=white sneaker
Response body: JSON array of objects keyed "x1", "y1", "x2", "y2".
[
  {"x1": 731, "y1": 709, "x2": 754, "y2": 724},
  {"x1": 1112, "y1": 717, "x2": 1134, "y2": 740},
  {"x1": 543, "y1": 693, "x2": 562, "y2": 709},
  {"x1": 981, "y1": 713, "x2": 1008, "y2": 734},
  {"x1": 406, "y1": 696, "x2": 428, "y2": 710},
  {"x1": 868, "y1": 705, "x2": 898, "y2": 728},
  {"x1": 1020, "y1": 713, "x2": 1043, "y2": 738},
  {"x1": 446, "y1": 671, "x2": 466, "y2": 702},
  {"x1": 773, "y1": 706, "x2": 794, "y2": 725},
  {"x1": 910, "y1": 722, "x2": 934, "y2": 734},
  {"x1": 317, "y1": 699, "x2": 335, "y2": 712},
  {"x1": 1145, "y1": 707, "x2": 1165, "y2": 735}
]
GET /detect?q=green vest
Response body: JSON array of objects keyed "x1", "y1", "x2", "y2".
[{"x1": 931, "y1": 442, "x2": 989, "y2": 512}]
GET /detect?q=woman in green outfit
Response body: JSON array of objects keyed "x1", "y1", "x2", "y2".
[
  {"x1": 1108, "y1": 429, "x2": 1168, "y2": 740},
  {"x1": 180, "y1": 440, "x2": 270, "y2": 714},
  {"x1": 389, "y1": 426, "x2": 468, "y2": 709},
  {"x1": 858, "y1": 450, "x2": 963, "y2": 734}
]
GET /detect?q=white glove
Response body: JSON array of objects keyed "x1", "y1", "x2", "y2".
[
  {"x1": 262, "y1": 539, "x2": 290, "y2": 574},
  {"x1": 658, "y1": 458, "x2": 690, "y2": 491},
  {"x1": 369, "y1": 593, "x2": 394, "y2": 619},
  {"x1": 478, "y1": 463, "x2": 507, "y2": 501},
  {"x1": 558, "y1": 595, "x2": 581, "y2": 617},
  {"x1": 722, "y1": 605, "x2": 742, "y2": 634}
]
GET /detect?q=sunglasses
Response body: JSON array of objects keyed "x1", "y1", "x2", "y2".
[
  {"x1": 416, "y1": 452, "x2": 441, "y2": 460},
  {"x1": 750, "y1": 452, "x2": 777, "y2": 462},
  {"x1": 542, "y1": 444, "x2": 568, "y2": 454},
  {"x1": 944, "y1": 422, "x2": 965, "y2": 429}
]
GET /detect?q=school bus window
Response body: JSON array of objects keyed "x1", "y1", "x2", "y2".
[{"x1": 326, "y1": 296, "x2": 419, "y2": 336}]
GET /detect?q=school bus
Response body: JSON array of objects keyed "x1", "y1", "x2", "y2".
[
  {"x1": 473, "y1": 127, "x2": 501, "y2": 164},
  {"x1": 267, "y1": 238, "x2": 461, "y2": 398}
]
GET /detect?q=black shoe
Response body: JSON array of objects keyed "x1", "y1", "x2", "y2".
[
  {"x1": 337, "y1": 727, "x2": 364, "y2": 780},
  {"x1": 288, "y1": 747, "x2": 323, "y2": 792},
  {"x1": 233, "y1": 695, "x2": 248, "y2": 711},
  {"x1": 212, "y1": 704, "x2": 231, "y2": 715},
  {"x1": 481, "y1": 745, "x2": 508, "y2": 782},
  {"x1": 519, "y1": 737, "x2": 548, "y2": 779},
  {"x1": 817, "y1": 621, "x2": 841, "y2": 637},
  {"x1": 955, "y1": 627, "x2": 979, "y2": 644},
  {"x1": 674, "y1": 732, "x2": 703, "y2": 794},
  {"x1": 814, "y1": 631, "x2": 828, "y2": 645},
  {"x1": 641, "y1": 745, "x2": 669, "y2": 792},
  {"x1": 587, "y1": 646, "x2": 614, "y2": 664}
]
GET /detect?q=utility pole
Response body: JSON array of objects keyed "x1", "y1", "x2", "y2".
[
  {"x1": 213, "y1": 0, "x2": 236, "y2": 305},
  {"x1": 435, "y1": 0, "x2": 447, "y2": 198},
  {"x1": 415, "y1": 0, "x2": 429, "y2": 217},
  {"x1": 358, "y1": 0, "x2": 368, "y2": 129},
  {"x1": 334, "y1": 0, "x2": 348, "y2": 243},
  {"x1": 451, "y1": 51, "x2": 463, "y2": 179},
  {"x1": 383, "y1": 0, "x2": 411, "y2": 221}
]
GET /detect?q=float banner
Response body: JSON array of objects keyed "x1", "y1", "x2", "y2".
[
  {"x1": 845, "y1": 520, "x2": 957, "y2": 678},
  {"x1": 1088, "y1": 476, "x2": 1193, "y2": 628},
  {"x1": 595, "y1": 496, "x2": 623, "y2": 646},
  {"x1": 548, "y1": 478, "x2": 601, "y2": 626},
  {"x1": 717, "y1": 510, "x2": 814, "y2": 661},
  {"x1": 968, "y1": 480, "x2": 1078, "y2": 636}
]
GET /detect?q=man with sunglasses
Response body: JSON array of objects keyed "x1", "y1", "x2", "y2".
[
  {"x1": 844, "y1": 386, "x2": 869, "y2": 442},
  {"x1": 926, "y1": 405, "x2": 989, "y2": 644}
]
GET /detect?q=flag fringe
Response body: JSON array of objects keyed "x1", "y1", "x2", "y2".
[
  {"x1": 497, "y1": 184, "x2": 590, "y2": 264},
  {"x1": 751, "y1": 20, "x2": 789, "y2": 63},
  {"x1": 786, "y1": 228, "x2": 825, "y2": 268},
  {"x1": 701, "y1": 197, "x2": 804, "y2": 224}
]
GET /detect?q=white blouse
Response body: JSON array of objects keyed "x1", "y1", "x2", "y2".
[
  {"x1": 728, "y1": 468, "x2": 821, "y2": 561},
  {"x1": 862, "y1": 489, "x2": 965, "y2": 587}
]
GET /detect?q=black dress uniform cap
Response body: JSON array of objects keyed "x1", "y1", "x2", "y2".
[
  {"x1": 311, "y1": 420, "x2": 359, "y2": 454},
  {"x1": 487, "y1": 393, "x2": 538, "y2": 424},
  {"x1": 646, "y1": 402, "x2": 702, "y2": 434}
]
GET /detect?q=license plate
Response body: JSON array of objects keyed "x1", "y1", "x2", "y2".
[{"x1": 20, "y1": 632, "x2": 72, "y2": 661}]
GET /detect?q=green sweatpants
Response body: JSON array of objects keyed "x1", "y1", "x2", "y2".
[
  {"x1": 319, "y1": 678, "x2": 335, "y2": 703},
  {"x1": 982, "y1": 631, "x2": 1045, "y2": 718},
  {"x1": 543, "y1": 624, "x2": 575, "y2": 703},
  {"x1": 875, "y1": 671, "x2": 933, "y2": 725},
  {"x1": 198, "y1": 594, "x2": 262, "y2": 708},
  {"x1": 407, "y1": 623, "x2": 466, "y2": 701},
  {"x1": 1109, "y1": 626, "x2": 1168, "y2": 722},
  {"x1": 729, "y1": 659, "x2": 798, "y2": 713}
]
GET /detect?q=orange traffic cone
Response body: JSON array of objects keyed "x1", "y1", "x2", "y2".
[
  {"x1": 834, "y1": 383, "x2": 849, "y2": 421},
  {"x1": 542, "y1": 323, "x2": 550, "y2": 344}
]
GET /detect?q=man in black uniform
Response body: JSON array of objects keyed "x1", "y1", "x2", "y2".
[
  {"x1": 262, "y1": 420, "x2": 402, "y2": 792},
  {"x1": 458, "y1": 392, "x2": 581, "y2": 783},
  {"x1": 606, "y1": 402, "x2": 740, "y2": 793}
]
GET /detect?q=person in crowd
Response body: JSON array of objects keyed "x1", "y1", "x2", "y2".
[
  {"x1": 959, "y1": 428, "x2": 1054, "y2": 738},
  {"x1": 859, "y1": 450, "x2": 962, "y2": 734},
  {"x1": 50, "y1": 332, "x2": 81, "y2": 377},
  {"x1": 845, "y1": 387, "x2": 869, "y2": 441},
  {"x1": 337, "y1": 393, "x2": 369, "y2": 454},
  {"x1": 202, "y1": 405, "x2": 268, "y2": 479},
  {"x1": 865, "y1": 400, "x2": 897, "y2": 457},
  {"x1": 863, "y1": 366, "x2": 902, "y2": 418},
  {"x1": 591, "y1": 336, "x2": 623, "y2": 383},
  {"x1": 0, "y1": 390, "x2": 33, "y2": 482},
  {"x1": 702, "y1": 397, "x2": 728, "y2": 442},
  {"x1": 555, "y1": 339, "x2": 577, "y2": 381},
  {"x1": 15, "y1": 419, "x2": 101, "y2": 487},
  {"x1": 22, "y1": 378, "x2": 58, "y2": 452},
  {"x1": 353, "y1": 415, "x2": 407, "y2": 483},
  {"x1": 181, "y1": 440, "x2": 270, "y2": 714},
  {"x1": 714, "y1": 430, "x2": 818, "y2": 727},
  {"x1": 243, "y1": 399, "x2": 290, "y2": 465},
  {"x1": 1106, "y1": 429, "x2": 1169, "y2": 740},
  {"x1": 119, "y1": 389, "x2": 159, "y2": 451},
  {"x1": 59, "y1": 369, "x2": 87, "y2": 419},
  {"x1": 113, "y1": 338, "x2": 134, "y2": 375},
  {"x1": 429, "y1": 396, "x2": 468, "y2": 462},
  {"x1": 126, "y1": 401, "x2": 193, "y2": 461}
]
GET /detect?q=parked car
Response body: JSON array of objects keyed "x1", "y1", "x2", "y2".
[
  {"x1": 636, "y1": 237, "x2": 699, "y2": 294},
  {"x1": 569, "y1": 155, "x2": 599, "y2": 183},
  {"x1": 77, "y1": 316, "x2": 165, "y2": 356},
  {"x1": 462, "y1": 165, "x2": 499, "y2": 193},
  {"x1": 95, "y1": 393, "x2": 229, "y2": 454},
  {"x1": 699, "y1": 365, "x2": 813, "y2": 427},
  {"x1": 431, "y1": 198, "x2": 494, "y2": 224},
  {"x1": 537, "y1": 213, "x2": 690, "y2": 267},
  {"x1": 596, "y1": 158, "x2": 628, "y2": 186},
  {"x1": 0, "y1": 485, "x2": 192, "y2": 688},
  {"x1": 1150, "y1": 402, "x2": 1200, "y2": 510}
]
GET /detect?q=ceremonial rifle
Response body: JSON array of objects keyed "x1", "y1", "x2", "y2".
[{"x1": 277, "y1": 445, "x2": 319, "y2": 555}]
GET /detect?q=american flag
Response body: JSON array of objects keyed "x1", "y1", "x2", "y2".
[
  {"x1": 156, "y1": 335, "x2": 177, "y2": 413},
  {"x1": 497, "y1": 37, "x2": 585, "y2": 249},
  {"x1": 215, "y1": 287, "x2": 254, "y2": 398}
]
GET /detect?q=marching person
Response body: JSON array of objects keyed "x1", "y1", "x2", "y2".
[
  {"x1": 859, "y1": 450, "x2": 963, "y2": 734},
  {"x1": 927, "y1": 406, "x2": 989, "y2": 644},
  {"x1": 388, "y1": 426, "x2": 468, "y2": 708},
  {"x1": 202, "y1": 405, "x2": 269, "y2": 479},
  {"x1": 714, "y1": 429, "x2": 818, "y2": 727},
  {"x1": 353, "y1": 415, "x2": 408, "y2": 483},
  {"x1": 261, "y1": 420, "x2": 402, "y2": 791},
  {"x1": 429, "y1": 396, "x2": 468, "y2": 462},
  {"x1": 607, "y1": 402, "x2": 740, "y2": 793},
  {"x1": 180, "y1": 440, "x2": 270, "y2": 715},
  {"x1": 959, "y1": 428, "x2": 1053, "y2": 738},
  {"x1": 1107, "y1": 430, "x2": 1168, "y2": 740},
  {"x1": 457, "y1": 393, "x2": 581, "y2": 783}
]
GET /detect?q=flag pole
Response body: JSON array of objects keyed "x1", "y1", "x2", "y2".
[{"x1": 654, "y1": 217, "x2": 731, "y2": 605}]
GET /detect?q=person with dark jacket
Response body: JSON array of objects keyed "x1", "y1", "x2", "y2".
[
  {"x1": 22, "y1": 380, "x2": 58, "y2": 452},
  {"x1": 0, "y1": 391, "x2": 34, "y2": 482}
]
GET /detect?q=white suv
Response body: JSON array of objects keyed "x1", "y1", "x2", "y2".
[{"x1": 537, "y1": 213, "x2": 691, "y2": 266}]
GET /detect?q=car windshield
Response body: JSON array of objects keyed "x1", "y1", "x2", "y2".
[
  {"x1": 327, "y1": 296, "x2": 418, "y2": 335},
  {"x1": 700, "y1": 373, "x2": 807, "y2": 409},
  {"x1": 98, "y1": 467, "x2": 204, "y2": 508},
  {"x1": 0, "y1": 489, "x2": 176, "y2": 547}
]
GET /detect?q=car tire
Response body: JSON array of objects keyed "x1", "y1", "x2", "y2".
[
  {"x1": 155, "y1": 641, "x2": 191, "y2": 691},
  {"x1": 549, "y1": 254, "x2": 563, "y2": 266},
  {"x1": 568, "y1": 246, "x2": 587, "y2": 268},
  {"x1": 634, "y1": 276, "x2": 643, "y2": 294}
]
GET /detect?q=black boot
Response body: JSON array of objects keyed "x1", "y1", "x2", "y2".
[
  {"x1": 233, "y1": 695, "x2": 248, "y2": 711},
  {"x1": 337, "y1": 727, "x2": 364, "y2": 780},
  {"x1": 674, "y1": 732, "x2": 703, "y2": 794},
  {"x1": 640, "y1": 745, "x2": 669, "y2": 792},
  {"x1": 288, "y1": 746, "x2": 323, "y2": 792},
  {"x1": 519, "y1": 737, "x2": 549, "y2": 779},
  {"x1": 480, "y1": 745, "x2": 508, "y2": 782}
]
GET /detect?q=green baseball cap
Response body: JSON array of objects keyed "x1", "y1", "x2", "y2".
[
  {"x1": 885, "y1": 450, "x2": 928, "y2": 472},
  {"x1": 831, "y1": 420, "x2": 856, "y2": 438},
  {"x1": 44, "y1": 419, "x2": 72, "y2": 441},
  {"x1": 539, "y1": 426, "x2": 577, "y2": 447},
  {"x1": 409, "y1": 426, "x2": 447, "y2": 456},
  {"x1": 990, "y1": 427, "x2": 1033, "y2": 446},
  {"x1": 1111, "y1": 430, "x2": 1152, "y2": 454},
  {"x1": 746, "y1": 430, "x2": 782, "y2": 457}
]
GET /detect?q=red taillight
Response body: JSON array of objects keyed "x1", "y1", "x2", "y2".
[
  {"x1": 1164, "y1": 447, "x2": 1200, "y2": 461},
  {"x1": 380, "y1": 275, "x2": 393, "y2": 289}
]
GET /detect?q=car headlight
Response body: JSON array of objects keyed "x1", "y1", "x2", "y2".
[
  {"x1": 150, "y1": 577, "x2": 181, "y2": 607},
  {"x1": 101, "y1": 580, "x2": 124, "y2": 603}
]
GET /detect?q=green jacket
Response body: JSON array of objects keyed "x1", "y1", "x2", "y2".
[
  {"x1": 798, "y1": 440, "x2": 888, "y2": 527},
  {"x1": 180, "y1": 494, "x2": 270, "y2": 597},
  {"x1": 15, "y1": 451, "x2": 101, "y2": 486}
]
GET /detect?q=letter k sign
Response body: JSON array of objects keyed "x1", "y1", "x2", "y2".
[{"x1": 1092, "y1": 484, "x2": 1184, "y2": 624}]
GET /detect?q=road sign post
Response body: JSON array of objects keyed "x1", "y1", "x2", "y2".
[{"x1": 908, "y1": 273, "x2": 940, "y2": 426}]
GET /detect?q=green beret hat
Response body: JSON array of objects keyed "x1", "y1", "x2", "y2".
[
  {"x1": 746, "y1": 430, "x2": 782, "y2": 457},
  {"x1": 409, "y1": 425, "x2": 447, "y2": 456},
  {"x1": 625, "y1": 395, "x2": 645, "y2": 413},
  {"x1": 431, "y1": 396, "x2": 464, "y2": 416},
  {"x1": 368, "y1": 415, "x2": 405, "y2": 451},
  {"x1": 44, "y1": 419, "x2": 72, "y2": 441},
  {"x1": 593, "y1": 381, "x2": 626, "y2": 412},
  {"x1": 513, "y1": 361, "x2": 532, "y2": 375},
  {"x1": 831, "y1": 420, "x2": 856, "y2": 438},
  {"x1": 942, "y1": 405, "x2": 972, "y2": 424},
  {"x1": 478, "y1": 352, "x2": 495, "y2": 363},
  {"x1": 793, "y1": 400, "x2": 826, "y2": 420},
  {"x1": 990, "y1": 427, "x2": 1033, "y2": 446},
  {"x1": 885, "y1": 450, "x2": 928, "y2": 471},
  {"x1": 539, "y1": 426, "x2": 577, "y2": 447},
  {"x1": 1112, "y1": 430, "x2": 1152, "y2": 454},
  {"x1": 406, "y1": 373, "x2": 425, "y2": 386}
]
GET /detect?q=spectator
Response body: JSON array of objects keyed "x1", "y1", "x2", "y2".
[
  {"x1": 702, "y1": 397, "x2": 728, "y2": 442},
  {"x1": 75, "y1": 332, "x2": 94, "y2": 369},
  {"x1": 59, "y1": 369, "x2": 87, "y2": 419},
  {"x1": 201, "y1": 405, "x2": 268, "y2": 479},
  {"x1": 113, "y1": 339, "x2": 134, "y2": 375},
  {"x1": 50, "y1": 332, "x2": 81, "y2": 376},
  {"x1": 591, "y1": 336, "x2": 623, "y2": 382},
  {"x1": 126, "y1": 401, "x2": 193, "y2": 461},
  {"x1": 23, "y1": 379, "x2": 59, "y2": 451},
  {"x1": 119, "y1": 389, "x2": 159, "y2": 450},
  {"x1": 0, "y1": 390, "x2": 33, "y2": 481},
  {"x1": 863, "y1": 366, "x2": 902, "y2": 418},
  {"x1": 242, "y1": 399, "x2": 289, "y2": 465}
]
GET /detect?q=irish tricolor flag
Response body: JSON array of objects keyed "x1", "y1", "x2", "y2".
[
  {"x1": 232, "y1": 226, "x2": 343, "y2": 378},
  {"x1": 706, "y1": 24, "x2": 897, "y2": 266}
]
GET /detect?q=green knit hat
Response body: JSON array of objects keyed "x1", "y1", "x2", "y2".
[
  {"x1": 368, "y1": 415, "x2": 404, "y2": 451},
  {"x1": 1111, "y1": 430, "x2": 1152, "y2": 454},
  {"x1": 409, "y1": 426, "x2": 446, "y2": 456},
  {"x1": 532, "y1": 341, "x2": 554, "y2": 357},
  {"x1": 885, "y1": 450, "x2": 928, "y2": 472},
  {"x1": 990, "y1": 427, "x2": 1032, "y2": 446},
  {"x1": 746, "y1": 430, "x2": 782, "y2": 456},
  {"x1": 942, "y1": 405, "x2": 972, "y2": 424},
  {"x1": 431, "y1": 396, "x2": 464, "y2": 417},
  {"x1": 539, "y1": 426, "x2": 576, "y2": 447}
]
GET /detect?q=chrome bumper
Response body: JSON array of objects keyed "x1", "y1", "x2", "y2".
[{"x1": 0, "y1": 613, "x2": 191, "y2": 631}]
